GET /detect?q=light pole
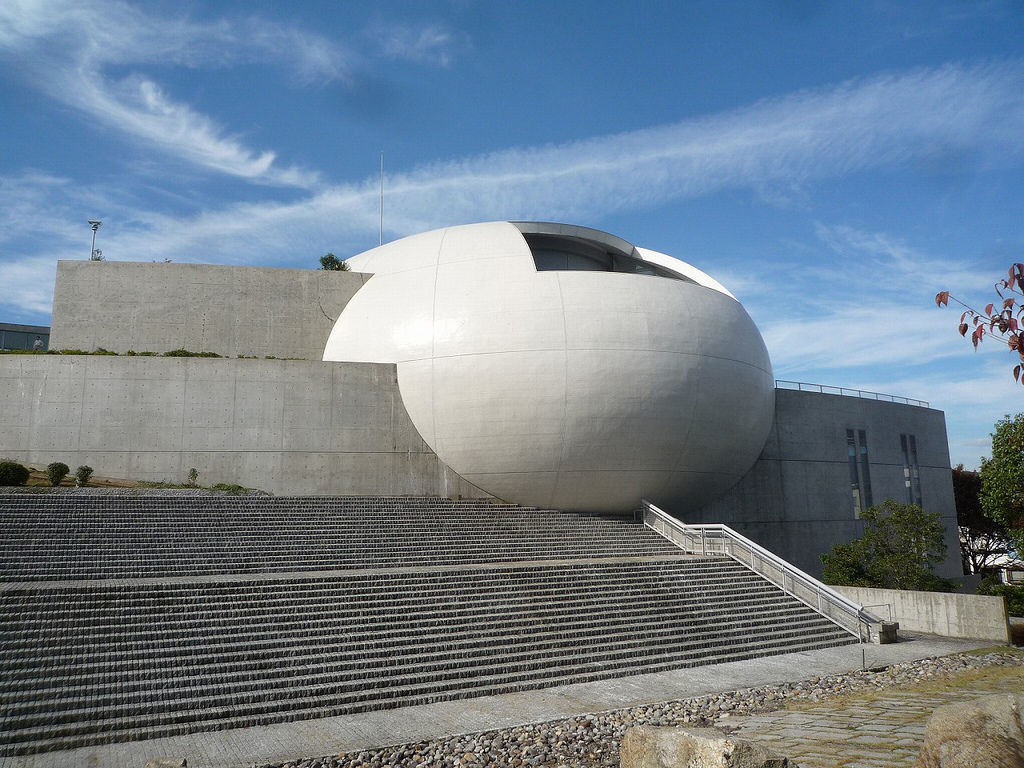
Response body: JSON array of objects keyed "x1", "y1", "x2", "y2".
[{"x1": 88, "y1": 220, "x2": 102, "y2": 261}]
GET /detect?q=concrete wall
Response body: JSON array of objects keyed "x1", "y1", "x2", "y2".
[
  {"x1": 50, "y1": 261, "x2": 368, "y2": 360},
  {"x1": 687, "y1": 389, "x2": 960, "y2": 579},
  {"x1": 834, "y1": 585, "x2": 1010, "y2": 644},
  {"x1": 0, "y1": 355, "x2": 487, "y2": 498}
]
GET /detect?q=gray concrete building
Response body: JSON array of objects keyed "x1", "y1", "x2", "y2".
[
  {"x1": 50, "y1": 260, "x2": 368, "y2": 360},
  {"x1": 0, "y1": 322, "x2": 49, "y2": 351},
  {"x1": 0, "y1": 225, "x2": 960, "y2": 578},
  {"x1": 689, "y1": 385, "x2": 957, "y2": 576}
]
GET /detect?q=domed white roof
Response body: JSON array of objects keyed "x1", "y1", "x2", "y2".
[{"x1": 324, "y1": 221, "x2": 773, "y2": 513}]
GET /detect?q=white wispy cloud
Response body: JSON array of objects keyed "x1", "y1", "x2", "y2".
[
  {"x1": 3, "y1": 61, "x2": 1023, "y2": 321},
  {"x1": 0, "y1": 0, "x2": 347, "y2": 187},
  {"x1": 0, "y1": 2, "x2": 462, "y2": 186},
  {"x1": 368, "y1": 23, "x2": 457, "y2": 66},
  {"x1": 752, "y1": 222, "x2": 997, "y2": 371},
  {"x1": 750, "y1": 226, "x2": 1012, "y2": 434},
  {"x1": 373, "y1": 62, "x2": 1024, "y2": 227},
  {"x1": 241, "y1": 61, "x2": 1024, "y2": 249}
]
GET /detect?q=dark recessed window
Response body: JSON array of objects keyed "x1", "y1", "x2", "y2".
[
  {"x1": 847, "y1": 428, "x2": 873, "y2": 517},
  {"x1": 900, "y1": 433, "x2": 923, "y2": 506},
  {"x1": 522, "y1": 233, "x2": 688, "y2": 281}
]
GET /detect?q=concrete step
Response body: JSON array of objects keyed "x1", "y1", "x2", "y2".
[
  {"x1": 0, "y1": 628, "x2": 853, "y2": 755},
  {"x1": 0, "y1": 495, "x2": 858, "y2": 757}
]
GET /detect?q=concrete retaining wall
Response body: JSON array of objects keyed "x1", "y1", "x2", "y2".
[
  {"x1": 49, "y1": 261, "x2": 369, "y2": 360},
  {"x1": 0, "y1": 355, "x2": 487, "y2": 498},
  {"x1": 834, "y1": 585, "x2": 1010, "y2": 644},
  {"x1": 689, "y1": 389, "x2": 960, "y2": 579}
]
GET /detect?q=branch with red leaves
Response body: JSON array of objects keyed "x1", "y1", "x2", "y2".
[{"x1": 936, "y1": 263, "x2": 1024, "y2": 384}]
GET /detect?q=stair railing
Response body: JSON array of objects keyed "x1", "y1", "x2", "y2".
[{"x1": 641, "y1": 500, "x2": 885, "y2": 643}]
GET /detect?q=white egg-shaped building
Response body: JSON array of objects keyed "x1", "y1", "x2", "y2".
[{"x1": 323, "y1": 221, "x2": 774, "y2": 513}]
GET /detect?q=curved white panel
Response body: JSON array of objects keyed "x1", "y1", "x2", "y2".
[
  {"x1": 324, "y1": 222, "x2": 774, "y2": 513},
  {"x1": 635, "y1": 246, "x2": 737, "y2": 300}
]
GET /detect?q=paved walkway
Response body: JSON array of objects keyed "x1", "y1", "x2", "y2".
[
  {"x1": 729, "y1": 675, "x2": 1024, "y2": 767},
  {"x1": 0, "y1": 635, "x2": 991, "y2": 768}
]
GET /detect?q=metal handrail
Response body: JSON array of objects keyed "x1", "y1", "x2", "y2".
[
  {"x1": 775, "y1": 380, "x2": 929, "y2": 409},
  {"x1": 641, "y1": 500, "x2": 883, "y2": 643}
]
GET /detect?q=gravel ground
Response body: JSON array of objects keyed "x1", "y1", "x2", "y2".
[{"x1": 256, "y1": 652, "x2": 1024, "y2": 768}]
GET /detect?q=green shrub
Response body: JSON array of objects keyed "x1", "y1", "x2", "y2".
[
  {"x1": 46, "y1": 462, "x2": 70, "y2": 487},
  {"x1": 188, "y1": 468, "x2": 198, "y2": 486},
  {"x1": 75, "y1": 465, "x2": 94, "y2": 486},
  {"x1": 163, "y1": 349, "x2": 221, "y2": 358},
  {"x1": 211, "y1": 483, "x2": 247, "y2": 495},
  {"x1": 0, "y1": 461, "x2": 30, "y2": 486}
]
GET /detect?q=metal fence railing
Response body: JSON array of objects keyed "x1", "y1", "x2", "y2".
[
  {"x1": 642, "y1": 500, "x2": 885, "y2": 643},
  {"x1": 775, "y1": 380, "x2": 929, "y2": 409}
]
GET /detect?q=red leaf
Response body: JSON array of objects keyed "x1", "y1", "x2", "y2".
[
  {"x1": 935, "y1": 291, "x2": 950, "y2": 307},
  {"x1": 959, "y1": 322, "x2": 969, "y2": 336},
  {"x1": 986, "y1": 303, "x2": 995, "y2": 315},
  {"x1": 1016, "y1": 365, "x2": 1022, "y2": 382},
  {"x1": 1005, "y1": 298, "x2": 1016, "y2": 310},
  {"x1": 1010, "y1": 335, "x2": 1020, "y2": 351}
]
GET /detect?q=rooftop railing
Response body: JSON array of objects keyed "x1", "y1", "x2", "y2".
[
  {"x1": 641, "y1": 500, "x2": 888, "y2": 643},
  {"x1": 775, "y1": 380, "x2": 929, "y2": 409}
]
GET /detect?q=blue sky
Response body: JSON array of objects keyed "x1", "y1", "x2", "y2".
[{"x1": 1, "y1": 0, "x2": 1022, "y2": 469}]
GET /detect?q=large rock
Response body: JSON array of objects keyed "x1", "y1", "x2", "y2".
[
  {"x1": 918, "y1": 692, "x2": 1024, "y2": 768},
  {"x1": 620, "y1": 725, "x2": 793, "y2": 768}
]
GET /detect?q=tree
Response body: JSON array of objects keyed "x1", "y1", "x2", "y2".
[
  {"x1": 319, "y1": 253, "x2": 350, "y2": 271},
  {"x1": 820, "y1": 500, "x2": 958, "y2": 591},
  {"x1": 980, "y1": 413, "x2": 1024, "y2": 555},
  {"x1": 935, "y1": 263, "x2": 1024, "y2": 384},
  {"x1": 0, "y1": 461, "x2": 30, "y2": 486},
  {"x1": 954, "y1": 464, "x2": 1014, "y2": 574},
  {"x1": 75, "y1": 465, "x2": 94, "y2": 487},
  {"x1": 46, "y1": 461, "x2": 70, "y2": 487}
]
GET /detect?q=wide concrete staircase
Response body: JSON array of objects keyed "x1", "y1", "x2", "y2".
[{"x1": 0, "y1": 495, "x2": 858, "y2": 756}]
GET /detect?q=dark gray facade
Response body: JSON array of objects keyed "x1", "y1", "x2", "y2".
[{"x1": 689, "y1": 388, "x2": 958, "y2": 578}]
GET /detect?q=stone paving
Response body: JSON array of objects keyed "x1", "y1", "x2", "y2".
[{"x1": 726, "y1": 674, "x2": 1024, "y2": 767}]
